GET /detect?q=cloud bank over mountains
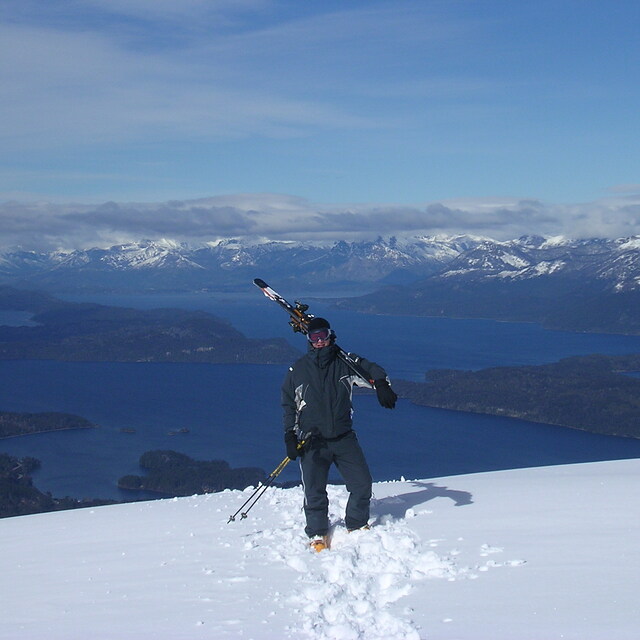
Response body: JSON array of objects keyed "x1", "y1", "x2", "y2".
[{"x1": 1, "y1": 192, "x2": 639, "y2": 252}]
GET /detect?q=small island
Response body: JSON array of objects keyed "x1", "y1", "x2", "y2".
[
  {"x1": 394, "y1": 353, "x2": 640, "y2": 439},
  {"x1": 0, "y1": 411, "x2": 96, "y2": 439},
  {"x1": 0, "y1": 445, "x2": 268, "y2": 518},
  {"x1": 118, "y1": 450, "x2": 267, "y2": 497}
]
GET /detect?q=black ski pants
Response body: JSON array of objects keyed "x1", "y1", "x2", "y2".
[{"x1": 299, "y1": 430, "x2": 372, "y2": 537}]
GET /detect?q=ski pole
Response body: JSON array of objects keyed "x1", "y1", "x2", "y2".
[
  {"x1": 227, "y1": 440, "x2": 306, "y2": 524},
  {"x1": 226, "y1": 458, "x2": 288, "y2": 523}
]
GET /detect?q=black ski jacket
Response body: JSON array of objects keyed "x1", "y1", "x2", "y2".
[{"x1": 281, "y1": 343, "x2": 389, "y2": 440}]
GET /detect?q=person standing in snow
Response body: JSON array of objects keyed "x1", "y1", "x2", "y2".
[{"x1": 281, "y1": 317, "x2": 398, "y2": 551}]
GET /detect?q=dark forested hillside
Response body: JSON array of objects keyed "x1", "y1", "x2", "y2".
[
  {"x1": 394, "y1": 354, "x2": 640, "y2": 438},
  {"x1": 0, "y1": 285, "x2": 299, "y2": 364},
  {"x1": 337, "y1": 279, "x2": 640, "y2": 335},
  {"x1": 118, "y1": 450, "x2": 266, "y2": 496},
  {"x1": 0, "y1": 453, "x2": 116, "y2": 518},
  {"x1": 0, "y1": 411, "x2": 95, "y2": 438}
]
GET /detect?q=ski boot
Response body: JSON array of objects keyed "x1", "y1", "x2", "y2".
[{"x1": 309, "y1": 535, "x2": 330, "y2": 552}]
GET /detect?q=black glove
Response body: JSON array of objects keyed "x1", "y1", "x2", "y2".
[
  {"x1": 285, "y1": 430, "x2": 301, "y2": 460},
  {"x1": 374, "y1": 378, "x2": 397, "y2": 409}
]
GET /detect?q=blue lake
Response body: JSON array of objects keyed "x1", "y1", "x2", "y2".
[{"x1": 1, "y1": 291, "x2": 640, "y2": 501}]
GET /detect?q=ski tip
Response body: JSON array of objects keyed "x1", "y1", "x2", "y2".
[{"x1": 253, "y1": 278, "x2": 268, "y2": 288}]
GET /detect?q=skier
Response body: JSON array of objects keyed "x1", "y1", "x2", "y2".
[{"x1": 281, "y1": 317, "x2": 398, "y2": 552}]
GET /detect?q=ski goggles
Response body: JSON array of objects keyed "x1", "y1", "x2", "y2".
[{"x1": 308, "y1": 328, "x2": 331, "y2": 343}]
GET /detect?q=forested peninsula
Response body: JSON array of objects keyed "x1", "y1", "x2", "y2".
[
  {"x1": 394, "y1": 353, "x2": 640, "y2": 439},
  {"x1": 0, "y1": 285, "x2": 299, "y2": 364},
  {"x1": 0, "y1": 411, "x2": 95, "y2": 438},
  {"x1": 0, "y1": 453, "x2": 116, "y2": 518}
]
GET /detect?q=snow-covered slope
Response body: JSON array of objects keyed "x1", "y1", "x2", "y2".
[{"x1": 1, "y1": 459, "x2": 639, "y2": 639}]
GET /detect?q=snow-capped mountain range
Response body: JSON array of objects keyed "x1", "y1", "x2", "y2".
[
  {"x1": 0, "y1": 234, "x2": 638, "y2": 293},
  {"x1": 437, "y1": 235, "x2": 640, "y2": 292}
]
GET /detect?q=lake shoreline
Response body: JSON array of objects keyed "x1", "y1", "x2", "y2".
[{"x1": 2, "y1": 298, "x2": 640, "y2": 502}]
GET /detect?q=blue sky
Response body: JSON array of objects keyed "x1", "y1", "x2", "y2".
[{"x1": 1, "y1": 1, "x2": 639, "y2": 248}]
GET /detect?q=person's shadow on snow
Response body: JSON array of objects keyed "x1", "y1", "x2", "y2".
[{"x1": 371, "y1": 482, "x2": 473, "y2": 522}]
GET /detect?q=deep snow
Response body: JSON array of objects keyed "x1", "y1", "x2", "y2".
[{"x1": 1, "y1": 459, "x2": 639, "y2": 639}]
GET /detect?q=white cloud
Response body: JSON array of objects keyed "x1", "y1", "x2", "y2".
[
  {"x1": 0, "y1": 2, "x2": 488, "y2": 154},
  {"x1": 83, "y1": 0, "x2": 263, "y2": 20},
  {"x1": 0, "y1": 39, "x2": 338, "y2": 155},
  {"x1": 1, "y1": 193, "x2": 638, "y2": 252},
  {"x1": 1, "y1": 4, "x2": 428, "y2": 154},
  {"x1": 607, "y1": 184, "x2": 640, "y2": 194},
  {"x1": 2, "y1": 2, "x2": 638, "y2": 213}
]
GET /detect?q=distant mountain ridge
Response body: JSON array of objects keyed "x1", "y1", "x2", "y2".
[
  {"x1": 0, "y1": 235, "x2": 493, "y2": 291},
  {"x1": 335, "y1": 235, "x2": 640, "y2": 335},
  {"x1": 0, "y1": 234, "x2": 638, "y2": 294},
  {"x1": 1, "y1": 234, "x2": 638, "y2": 333},
  {"x1": 435, "y1": 235, "x2": 640, "y2": 292}
]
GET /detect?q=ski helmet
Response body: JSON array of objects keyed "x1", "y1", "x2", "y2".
[{"x1": 307, "y1": 317, "x2": 334, "y2": 343}]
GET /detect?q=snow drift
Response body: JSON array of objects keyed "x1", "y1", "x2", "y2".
[{"x1": 1, "y1": 459, "x2": 639, "y2": 639}]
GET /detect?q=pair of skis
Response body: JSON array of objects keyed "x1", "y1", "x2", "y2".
[{"x1": 252, "y1": 278, "x2": 374, "y2": 388}]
